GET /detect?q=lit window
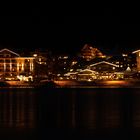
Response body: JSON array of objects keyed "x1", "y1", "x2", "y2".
[
  {"x1": 63, "y1": 56, "x2": 68, "y2": 59},
  {"x1": 120, "y1": 65, "x2": 123, "y2": 67},
  {"x1": 33, "y1": 54, "x2": 37, "y2": 57},
  {"x1": 113, "y1": 67, "x2": 115, "y2": 70},
  {"x1": 122, "y1": 54, "x2": 128, "y2": 57},
  {"x1": 39, "y1": 58, "x2": 41, "y2": 62}
]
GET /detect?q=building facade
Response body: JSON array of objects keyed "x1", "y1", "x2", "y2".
[
  {"x1": 79, "y1": 44, "x2": 105, "y2": 61},
  {"x1": 64, "y1": 61, "x2": 124, "y2": 81},
  {"x1": 0, "y1": 48, "x2": 34, "y2": 81},
  {"x1": 132, "y1": 50, "x2": 140, "y2": 71}
]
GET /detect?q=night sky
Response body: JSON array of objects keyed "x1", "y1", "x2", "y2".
[{"x1": 0, "y1": 7, "x2": 140, "y2": 55}]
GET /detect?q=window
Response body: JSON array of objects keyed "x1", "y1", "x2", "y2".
[
  {"x1": 12, "y1": 59, "x2": 16, "y2": 63},
  {"x1": 5, "y1": 59, "x2": 10, "y2": 63},
  {"x1": 4, "y1": 54, "x2": 11, "y2": 57},
  {"x1": 0, "y1": 60, "x2": 3, "y2": 63}
]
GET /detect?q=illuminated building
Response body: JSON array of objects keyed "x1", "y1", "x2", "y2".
[
  {"x1": 54, "y1": 54, "x2": 71, "y2": 74},
  {"x1": 31, "y1": 50, "x2": 49, "y2": 65},
  {"x1": 132, "y1": 50, "x2": 140, "y2": 71},
  {"x1": 64, "y1": 61, "x2": 124, "y2": 81},
  {"x1": 31, "y1": 49, "x2": 55, "y2": 79},
  {"x1": 105, "y1": 52, "x2": 137, "y2": 72},
  {"x1": 88, "y1": 61, "x2": 124, "y2": 80},
  {"x1": 76, "y1": 69, "x2": 98, "y2": 81},
  {"x1": 0, "y1": 48, "x2": 34, "y2": 81},
  {"x1": 79, "y1": 44, "x2": 106, "y2": 61}
]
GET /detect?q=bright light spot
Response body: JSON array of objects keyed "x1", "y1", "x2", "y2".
[
  {"x1": 63, "y1": 56, "x2": 68, "y2": 59},
  {"x1": 33, "y1": 54, "x2": 37, "y2": 57},
  {"x1": 87, "y1": 79, "x2": 92, "y2": 82},
  {"x1": 17, "y1": 75, "x2": 33, "y2": 82},
  {"x1": 122, "y1": 54, "x2": 128, "y2": 57},
  {"x1": 59, "y1": 77, "x2": 63, "y2": 80},
  {"x1": 126, "y1": 66, "x2": 131, "y2": 71}
]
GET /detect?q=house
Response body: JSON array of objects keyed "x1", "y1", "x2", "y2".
[
  {"x1": 64, "y1": 61, "x2": 124, "y2": 81},
  {"x1": 0, "y1": 48, "x2": 34, "y2": 81}
]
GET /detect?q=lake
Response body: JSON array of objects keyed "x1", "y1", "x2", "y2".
[{"x1": 0, "y1": 88, "x2": 140, "y2": 140}]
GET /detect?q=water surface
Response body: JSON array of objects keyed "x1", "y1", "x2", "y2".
[{"x1": 0, "y1": 88, "x2": 140, "y2": 139}]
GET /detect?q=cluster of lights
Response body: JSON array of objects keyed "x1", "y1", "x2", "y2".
[{"x1": 17, "y1": 75, "x2": 33, "y2": 82}]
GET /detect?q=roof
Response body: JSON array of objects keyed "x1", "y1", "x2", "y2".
[
  {"x1": 132, "y1": 50, "x2": 140, "y2": 54},
  {"x1": 0, "y1": 48, "x2": 20, "y2": 57},
  {"x1": 89, "y1": 61, "x2": 118, "y2": 67}
]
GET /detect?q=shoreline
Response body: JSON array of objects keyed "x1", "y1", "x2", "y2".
[
  {"x1": 0, "y1": 79, "x2": 140, "y2": 88},
  {"x1": 54, "y1": 79, "x2": 140, "y2": 88}
]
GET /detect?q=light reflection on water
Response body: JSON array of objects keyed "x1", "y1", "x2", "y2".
[
  {"x1": 39, "y1": 88, "x2": 140, "y2": 131},
  {"x1": 0, "y1": 88, "x2": 140, "y2": 138},
  {"x1": 0, "y1": 89, "x2": 37, "y2": 129}
]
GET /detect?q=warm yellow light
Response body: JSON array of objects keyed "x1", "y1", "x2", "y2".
[
  {"x1": 59, "y1": 77, "x2": 63, "y2": 80},
  {"x1": 63, "y1": 56, "x2": 68, "y2": 59},
  {"x1": 33, "y1": 54, "x2": 37, "y2": 57},
  {"x1": 39, "y1": 58, "x2": 41, "y2": 62},
  {"x1": 122, "y1": 54, "x2": 128, "y2": 57}
]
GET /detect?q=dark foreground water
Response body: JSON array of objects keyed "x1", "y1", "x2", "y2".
[{"x1": 0, "y1": 88, "x2": 140, "y2": 140}]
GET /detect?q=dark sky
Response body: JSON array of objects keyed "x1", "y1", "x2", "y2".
[{"x1": 0, "y1": 7, "x2": 140, "y2": 55}]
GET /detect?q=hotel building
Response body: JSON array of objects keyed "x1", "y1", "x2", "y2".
[{"x1": 0, "y1": 48, "x2": 34, "y2": 81}]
